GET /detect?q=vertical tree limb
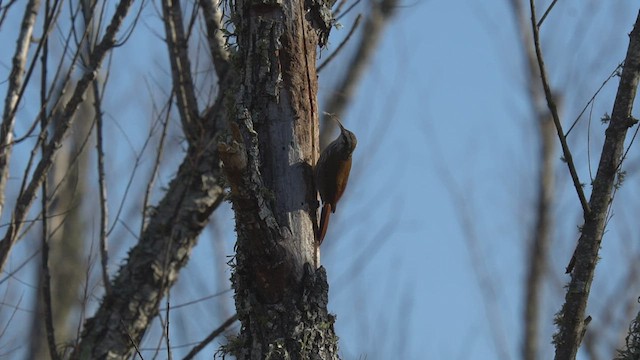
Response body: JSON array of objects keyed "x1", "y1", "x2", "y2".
[
  {"x1": 508, "y1": 1, "x2": 557, "y2": 358},
  {"x1": 0, "y1": 0, "x2": 41, "y2": 217},
  {"x1": 554, "y1": 11, "x2": 640, "y2": 360},
  {"x1": 94, "y1": 81, "x2": 111, "y2": 296},
  {"x1": 39, "y1": 3, "x2": 59, "y2": 357},
  {"x1": 162, "y1": 0, "x2": 201, "y2": 142},
  {"x1": 218, "y1": 0, "x2": 340, "y2": 356}
]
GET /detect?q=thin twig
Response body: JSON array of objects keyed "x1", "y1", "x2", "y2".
[
  {"x1": 140, "y1": 94, "x2": 171, "y2": 235},
  {"x1": 9, "y1": 0, "x2": 87, "y2": 149},
  {"x1": 528, "y1": 0, "x2": 590, "y2": 217},
  {"x1": 162, "y1": 0, "x2": 201, "y2": 142},
  {"x1": 121, "y1": 319, "x2": 144, "y2": 359},
  {"x1": 565, "y1": 64, "x2": 622, "y2": 137},
  {"x1": 159, "y1": 288, "x2": 233, "y2": 311},
  {"x1": 182, "y1": 314, "x2": 239, "y2": 360},
  {"x1": 0, "y1": 293, "x2": 24, "y2": 340},
  {"x1": 40, "y1": 179, "x2": 58, "y2": 360},
  {"x1": 7, "y1": 0, "x2": 65, "y2": 147},
  {"x1": 6, "y1": 0, "x2": 64, "y2": 134},
  {"x1": 318, "y1": 14, "x2": 362, "y2": 73},
  {"x1": 335, "y1": 0, "x2": 361, "y2": 22},
  {"x1": 0, "y1": 0, "x2": 137, "y2": 275},
  {"x1": 104, "y1": 69, "x2": 170, "y2": 239},
  {"x1": 166, "y1": 292, "x2": 172, "y2": 360},
  {"x1": 77, "y1": 0, "x2": 111, "y2": 297},
  {"x1": 73, "y1": 26, "x2": 232, "y2": 359},
  {"x1": 105, "y1": 134, "x2": 152, "y2": 238},
  {"x1": 321, "y1": 0, "x2": 398, "y2": 147},
  {"x1": 333, "y1": 0, "x2": 349, "y2": 18},
  {"x1": 0, "y1": 0, "x2": 21, "y2": 29},
  {"x1": 74, "y1": 242, "x2": 97, "y2": 352},
  {"x1": 536, "y1": 0, "x2": 558, "y2": 28},
  {"x1": 587, "y1": 102, "x2": 594, "y2": 181},
  {"x1": 0, "y1": 248, "x2": 40, "y2": 285}
]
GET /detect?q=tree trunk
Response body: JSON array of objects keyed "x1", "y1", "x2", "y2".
[{"x1": 219, "y1": 0, "x2": 340, "y2": 357}]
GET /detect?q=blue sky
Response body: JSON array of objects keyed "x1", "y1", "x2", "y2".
[
  {"x1": 318, "y1": 1, "x2": 640, "y2": 359},
  {"x1": 1, "y1": 1, "x2": 640, "y2": 359}
]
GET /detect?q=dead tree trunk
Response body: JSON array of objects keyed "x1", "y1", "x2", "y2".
[{"x1": 219, "y1": 0, "x2": 340, "y2": 357}]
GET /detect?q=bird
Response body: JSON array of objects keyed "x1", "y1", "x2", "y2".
[{"x1": 314, "y1": 119, "x2": 357, "y2": 244}]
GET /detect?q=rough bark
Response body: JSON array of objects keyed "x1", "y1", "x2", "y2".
[
  {"x1": 71, "y1": 65, "x2": 233, "y2": 358},
  {"x1": 554, "y1": 11, "x2": 640, "y2": 360},
  {"x1": 68, "y1": 0, "x2": 241, "y2": 355},
  {"x1": 218, "y1": 0, "x2": 340, "y2": 357}
]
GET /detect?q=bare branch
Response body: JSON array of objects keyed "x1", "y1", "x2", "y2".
[
  {"x1": 536, "y1": 0, "x2": 558, "y2": 28},
  {"x1": 39, "y1": 3, "x2": 59, "y2": 357},
  {"x1": 40, "y1": 182, "x2": 59, "y2": 360},
  {"x1": 183, "y1": 314, "x2": 238, "y2": 360},
  {"x1": 94, "y1": 80, "x2": 111, "y2": 296},
  {"x1": 528, "y1": 0, "x2": 590, "y2": 217},
  {"x1": 554, "y1": 10, "x2": 640, "y2": 360},
  {"x1": 121, "y1": 319, "x2": 144, "y2": 359},
  {"x1": 198, "y1": 0, "x2": 231, "y2": 77},
  {"x1": 162, "y1": 0, "x2": 201, "y2": 142},
  {"x1": 71, "y1": 60, "x2": 233, "y2": 356},
  {"x1": 73, "y1": 141, "x2": 227, "y2": 357},
  {"x1": 0, "y1": 0, "x2": 137, "y2": 274},
  {"x1": 0, "y1": 0, "x2": 41, "y2": 217},
  {"x1": 140, "y1": 95, "x2": 172, "y2": 235},
  {"x1": 0, "y1": 0, "x2": 21, "y2": 29},
  {"x1": 78, "y1": 0, "x2": 112, "y2": 299},
  {"x1": 165, "y1": 293, "x2": 172, "y2": 360},
  {"x1": 317, "y1": 14, "x2": 362, "y2": 73},
  {"x1": 566, "y1": 65, "x2": 622, "y2": 137}
]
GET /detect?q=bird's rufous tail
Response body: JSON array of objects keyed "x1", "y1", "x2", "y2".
[{"x1": 317, "y1": 203, "x2": 332, "y2": 245}]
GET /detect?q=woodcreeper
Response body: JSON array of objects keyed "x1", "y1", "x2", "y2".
[{"x1": 315, "y1": 119, "x2": 357, "y2": 244}]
